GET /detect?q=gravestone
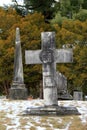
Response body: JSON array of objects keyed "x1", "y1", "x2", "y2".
[
  {"x1": 25, "y1": 32, "x2": 79, "y2": 115},
  {"x1": 56, "y1": 71, "x2": 72, "y2": 100},
  {"x1": 9, "y1": 28, "x2": 28, "y2": 100},
  {"x1": 73, "y1": 91, "x2": 83, "y2": 100},
  {"x1": 25, "y1": 32, "x2": 73, "y2": 106}
]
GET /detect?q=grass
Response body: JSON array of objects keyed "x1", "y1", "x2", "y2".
[
  {"x1": 0, "y1": 113, "x2": 87, "y2": 130},
  {"x1": 0, "y1": 125, "x2": 6, "y2": 130},
  {"x1": 69, "y1": 116, "x2": 87, "y2": 130},
  {"x1": 0, "y1": 100, "x2": 87, "y2": 130},
  {"x1": 18, "y1": 115, "x2": 87, "y2": 130},
  {"x1": 0, "y1": 111, "x2": 7, "y2": 130}
]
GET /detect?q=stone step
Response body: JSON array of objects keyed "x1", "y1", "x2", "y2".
[{"x1": 23, "y1": 106, "x2": 80, "y2": 116}]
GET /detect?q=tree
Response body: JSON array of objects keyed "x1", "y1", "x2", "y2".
[
  {"x1": 0, "y1": 7, "x2": 51, "y2": 97},
  {"x1": 82, "y1": 0, "x2": 87, "y2": 9},
  {"x1": 52, "y1": 19, "x2": 87, "y2": 94},
  {"x1": 0, "y1": 7, "x2": 21, "y2": 95},
  {"x1": 13, "y1": 0, "x2": 57, "y2": 21},
  {"x1": 73, "y1": 9, "x2": 87, "y2": 21},
  {"x1": 0, "y1": 5, "x2": 87, "y2": 97},
  {"x1": 52, "y1": 0, "x2": 85, "y2": 20},
  {"x1": 50, "y1": 12, "x2": 68, "y2": 26}
]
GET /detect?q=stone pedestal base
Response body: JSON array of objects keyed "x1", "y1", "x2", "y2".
[
  {"x1": 9, "y1": 83, "x2": 28, "y2": 100},
  {"x1": 24, "y1": 105, "x2": 80, "y2": 116}
]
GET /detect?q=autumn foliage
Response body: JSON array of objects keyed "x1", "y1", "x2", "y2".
[{"x1": 0, "y1": 7, "x2": 87, "y2": 97}]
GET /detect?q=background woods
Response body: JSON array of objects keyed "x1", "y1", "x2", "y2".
[{"x1": 0, "y1": 0, "x2": 87, "y2": 97}]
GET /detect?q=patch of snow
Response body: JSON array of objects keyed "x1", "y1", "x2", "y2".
[
  {"x1": 36, "y1": 126, "x2": 46, "y2": 130},
  {"x1": 58, "y1": 118, "x2": 63, "y2": 123},
  {"x1": 53, "y1": 121, "x2": 72, "y2": 130},
  {"x1": 65, "y1": 121, "x2": 72, "y2": 130},
  {"x1": 0, "y1": 99, "x2": 87, "y2": 130}
]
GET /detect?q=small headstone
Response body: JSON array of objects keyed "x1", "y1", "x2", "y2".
[
  {"x1": 9, "y1": 28, "x2": 28, "y2": 100},
  {"x1": 56, "y1": 71, "x2": 72, "y2": 100},
  {"x1": 73, "y1": 91, "x2": 83, "y2": 100}
]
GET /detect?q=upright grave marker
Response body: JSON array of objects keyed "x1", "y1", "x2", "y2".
[
  {"x1": 73, "y1": 91, "x2": 83, "y2": 100},
  {"x1": 9, "y1": 28, "x2": 27, "y2": 99},
  {"x1": 25, "y1": 32, "x2": 73, "y2": 106},
  {"x1": 56, "y1": 71, "x2": 72, "y2": 100}
]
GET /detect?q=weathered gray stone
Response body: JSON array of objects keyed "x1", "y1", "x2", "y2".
[
  {"x1": 55, "y1": 49, "x2": 73, "y2": 63},
  {"x1": 25, "y1": 31, "x2": 80, "y2": 115},
  {"x1": 25, "y1": 32, "x2": 73, "y2": 105},
  {"x1": 13, "y1": 28, "x2": 24, "y2": 84},
  {"x1": 25, "y1": 50, "x2": 41, "y2": 64},
  {"x1": 73, "y1": 91, "x2": 83, "y2": 100},
  {"x1": 56, "y1": 71, "x2": 72, "y2": 100},
  {"x1": 9, "y1": 28, "x2": 28, "y2": 100},
  {"x1": 25, "y1": 49, "x2": 73, "y2": 64},
  {"x1": 24, "y1": 106, "x2": 80, "y2": 116}
]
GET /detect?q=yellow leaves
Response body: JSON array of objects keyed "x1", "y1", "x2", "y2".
[
  {"x1": 62, "y1": 20, "x2": 74, "y2": 31},
  {"x1": 81, "y1": 73, "x2": 87, "y2": 79},
  {"x1": 20, "y1": 12, "x2": 44, "y2": 28},
  {"x1": 74, "y1": 20, "x2": 83, "y2": 34},
  {"x1": 18, "y1": 12, "x2": 50, "y2": 51},
  {"x1": 33, "y1": 65, "x2": 42, "y2": 72},
  {"x1": 2, "y1": 47, "x2": 14, "y2": 63},
  {"x1": 0, "y1": 40, "x2": 4, "y2": 48},
  {"x1": 81, "y1": 21, "x2": 87, "y2": 33},
  {"x1": 59, "y1": 28, "x2": 76, "y2": 44},
  {"x1": 6, "y1": 47, "x2": 14, "y2": 55},
  {"x1": 55, "y1": 18, "x2": 87, "y2": 50},
  {"x1": 20, "y1": 12, "x2": 50, "y2": 33},
  {"x1": 53, "y1": 24, "x2": 60, "y2": 31},
  {"x1": 0, "y1": 7, "x2": 87, "y2": 93},
  {"x1": 25, "y1": 12, "x2": 44, "y2": 24},
  {"x1": 29, "y1": 40, "x2": 40, "y2": 49},
  {"x1": 75, "y1": 46, "x2": 87, "y2": 63},
  {"x1": 0, "y1": 8, "x2": 21, "y2": 42}
]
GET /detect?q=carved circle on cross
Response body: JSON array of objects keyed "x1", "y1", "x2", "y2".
[{"x1": 39, "y1": 49, "x2": 54, "y2": 64}]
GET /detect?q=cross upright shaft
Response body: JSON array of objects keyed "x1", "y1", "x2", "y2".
[{"x1": 40, "y1": 32, "x2": 58, "y2": 106}]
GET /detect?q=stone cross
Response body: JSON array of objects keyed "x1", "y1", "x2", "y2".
[
  {"x1": 25, "y1": 32, "x2": 73, "y2": 106},
  {"x1": 9, "y1": 28, "x2": 27, "y2": 100}
]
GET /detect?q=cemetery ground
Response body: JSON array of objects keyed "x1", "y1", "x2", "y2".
[{"x1": 0, "y1": 98, "x2": 87, "y2": 130}]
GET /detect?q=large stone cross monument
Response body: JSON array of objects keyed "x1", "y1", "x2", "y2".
[{"x1": 25, "y1": 32, "x2": 73, "y2": 106}]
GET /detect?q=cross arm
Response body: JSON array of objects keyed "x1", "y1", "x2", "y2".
[
  {"x1": 25, "y1": 50, "x2": 42, "y2": 64},
  {"x1": 55, "y1": 49, "x2": 73, "y2": 63}
]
